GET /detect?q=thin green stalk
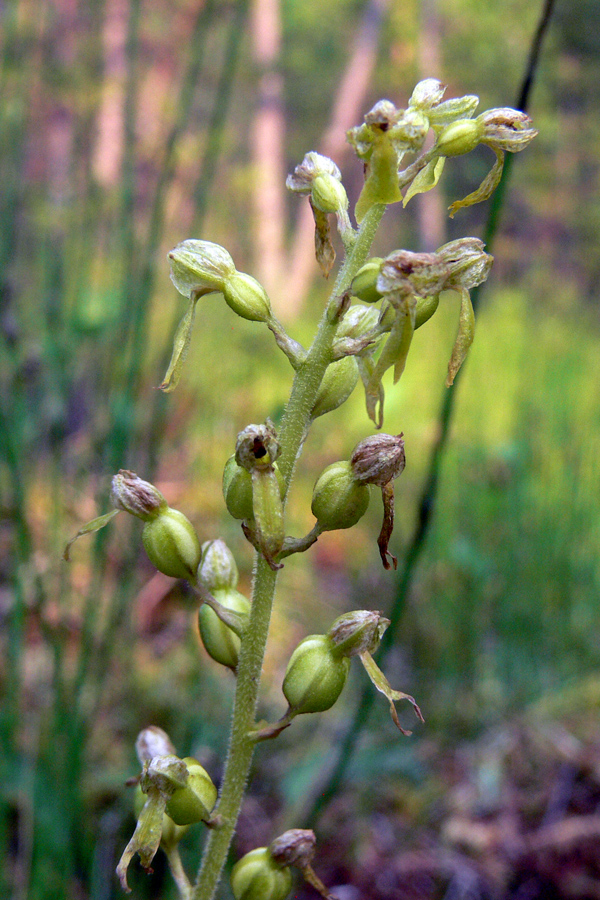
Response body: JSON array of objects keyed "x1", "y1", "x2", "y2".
[
  {"x1": 191, "y1": 557, "x2": 278, "y2": 900},
  {"x1": 191, "y1": 204, "x2": 386, "y2": 900}
]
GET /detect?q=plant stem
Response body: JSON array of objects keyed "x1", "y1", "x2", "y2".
[
  {"x1": 191, "y1": 557, "x2": 277, "y2": 900},
  {"x1": 166, "y1": 845, "x2": 192, "y2": 900},
  {"x1": 191, "y1": 203, "x2": 386, "y2": 900}
]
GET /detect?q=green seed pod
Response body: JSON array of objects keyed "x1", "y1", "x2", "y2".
[
  {"x1": 198, "y1": 587, "x2": 251, "y2": 669},
  {"x1": 231, "y1": 847, "x2": 292, "y2": 900},
  {"x1": 350, "y1": 258, "x2": 383, "y2": 304},
  {"x1": 311, "y1": 356, "x2": 359, "y2": 419},
  {"x1": 311, "y1": 460, "x2": 369, "y2": 532},
  {"x1": 415, "y1": 293, "x2": 440, "y2": 329},
  {"x1": 336, "y1": 303, "x2": 380, "y2": 341},
  {"x1": 222, "y1": 272, "x2": 271, "y2": 322},
  {"x1": 286, "y1": 151, "x2": 345, "y2": 216},
  {"x1": 311, "y1": 173, "x2": 349, "y2": 214},
  {"x1": 251, "y1": 467, "x2": 285, "y2": 561},
  {"x1": 198, "y1": 539, "x2": 239, "y2": 591},
  {"x1": 223, "y1": 456, "x2": 254, "y2": 520},
  {"x1": 133, "y1": 783, "x2": 189, "y2": 849},
  {"x1": 283, "y1": 634, "x2": 350, "y2": 714},
  {"x1": 142, "y1": 508, "x2": 201, "y2": 579},
  {"x1": 164, "y1": 757, "x2": 218, "y2": 826},
  {"x1": 223, "y1": 456, "x2": 285, "y2": 521},
  {"x1": 436, "y1": 118, "x2": 481, "y2": 157}
]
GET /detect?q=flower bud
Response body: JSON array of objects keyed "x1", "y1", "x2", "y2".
[
  {"x1": 197, "y1": 539, "x2": 239, "y2": 591},
  {"x1": 111, "y1": 470, "x2": 167, "y2": 521},
  {"x1": 168, "y1": 239, "x2": 235, "y2": 297},
  {"x1": 269, "y1": 829, "x2": 316, "y2": 869},
  {"x1": 311, "y1": 460, "x2": 369, "y2": 532},
  {"x1": 135, "y1": 726, "x2": 176, "y2": 764},
  {"x1": 311, "y1": 356, "x2": 359, "y2": 419},
  {"x1": 231, "y1": 847, "x2": 292, "y2": 900},
  {"x1": 282, "y1": 634, "x2": 350, "y2": 714},
  {"x1": 350, "y1": 258, "x2": 384, "y2": 304},
  {"x1": 328, "y1": 610, "x2": 389, "y2": 658},
  {"x1": 222, "y1": 272, "x2": 271, "y2": 322},
  {"x1": 477, "y1": 108, "x2": 538, "y2": 152},
  {"x1": 198, "y1": 587, "x2": 251, "y2": 669},
  {"x1": 409, "y1": 78, "x2": 446, "y2": 111},
  {"x1": 164, "y1": 757, "x2": 218, "y2": 826},
  {"x1": 350, "y1": 433, "x2": 406, "y2": 486},
  {"x1": 142, "y1": 508, "x2": 201, "y2": 580},
  {"x1": 133, "y1": 784, "x2": 189, "y2": 849},
  {"x1": 408, "y1": 80, "x2": 479, "y2": 127},
  {"x1": 427, "y1": 94, "x2": 479, "y2": 128},
  {"x1": 436, "y1": 118, "x2": 482, "y2": 157}
]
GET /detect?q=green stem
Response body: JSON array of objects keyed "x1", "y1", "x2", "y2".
[
  {"x1": 191, "y1": 557, "x2": 277, "y2": 900},
  {"x1": 191, "y1": 203, "x2": 386, "y2": 900},
  {"x1": 165, "y1": 844, "x2": 192, "y2": 900}
]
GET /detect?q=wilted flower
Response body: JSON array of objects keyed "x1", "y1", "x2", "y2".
[{"x1": 478, "y1": 107, "x2": 538, "y2": 152}]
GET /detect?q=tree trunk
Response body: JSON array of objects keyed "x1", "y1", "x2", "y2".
[
  {"x1": 250, "y1": 0, "x2": 287, "y2": 299},
  {"x1": 284, "y1": 0, "x2": 391, "y2": 319},
  {"x1": 416, "y1": 0, "x2": 446, "y2": 251}
]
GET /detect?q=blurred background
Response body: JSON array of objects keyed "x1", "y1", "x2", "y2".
[{"x1": 1, "y1": 0, "x2": 600, "y2": 897}]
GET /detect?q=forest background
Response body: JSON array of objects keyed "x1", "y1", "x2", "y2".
[{"x1": 1, "y1": 0, "x2": 600, "y2": 898}]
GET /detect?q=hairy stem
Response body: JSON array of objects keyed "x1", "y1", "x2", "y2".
[
  {"x1": 165, "y1": 845, "x2": 192, "y2": 900},
  {"x1": 192, "y1": 203, "x2": 386, "y2": 900}
]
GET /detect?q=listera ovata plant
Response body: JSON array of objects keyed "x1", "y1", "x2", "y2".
[{"x1": 65, "y1": 80, "x2": 536, "y2": 900}]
